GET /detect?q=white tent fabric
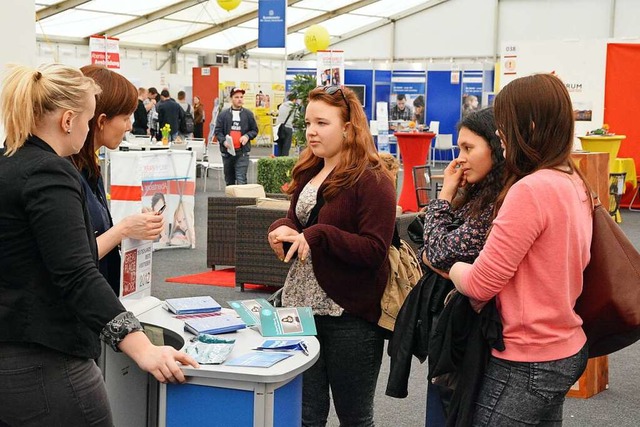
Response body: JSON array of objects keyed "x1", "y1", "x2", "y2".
[{"x1": 35, "y1": 0, "x2": 437, "y2": 57}]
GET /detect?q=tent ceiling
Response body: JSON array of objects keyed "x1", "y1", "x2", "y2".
[{"x1": 35, "y1": 0, "x2": 447, "y2": 57}]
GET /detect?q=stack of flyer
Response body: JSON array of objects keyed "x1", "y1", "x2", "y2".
[
  {"x1": 228, "y1": 298, "x2": 317, "y2": 337},
  {"x1": 165, "y1": 296, "x2": 246, "y2": 335},
  {"x1": 165, "y1": 296, "x2": 221, "y2": 315}
]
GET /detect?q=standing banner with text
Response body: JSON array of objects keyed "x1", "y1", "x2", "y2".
[
  {"x1": 109, "y1": 150, "x2": 196, "y2": 251},
  {"x1": 89, "y1": 35, "x2": 120, "y2": 69},
  {"x1": 258, "y1": 0, "x2": 286, "y2": 48},
  {"x1": 316, "y1": 50, "x2": 344, "y2": 87}
]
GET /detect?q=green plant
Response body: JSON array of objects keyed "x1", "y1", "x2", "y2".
[
  {"x1": 257, "y1": 156, "x2": 298, "y2": 193},
  {"x1": 288, "y1": 74, "x2": 316, "y2": 148}
]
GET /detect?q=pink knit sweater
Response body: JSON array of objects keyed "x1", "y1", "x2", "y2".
[{"x1": 458, "y1": 169, "x2": 592, "y2": 361}]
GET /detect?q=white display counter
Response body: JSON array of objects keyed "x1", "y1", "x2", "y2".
[{"x1": 102, "y1": 298, "x2": 319, "y2": 427}]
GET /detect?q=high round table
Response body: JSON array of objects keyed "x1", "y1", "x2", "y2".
[
  {"x1": 395, "y1": 132, "x2": 436, "y2": 212},
  {"x1": 577, "y1": 135, "x2": 626, "y2": 173}
]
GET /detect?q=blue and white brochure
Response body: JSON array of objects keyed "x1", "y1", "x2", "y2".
[{"x1": 165, "y1": 296, "x2": 221, "y2": 315}]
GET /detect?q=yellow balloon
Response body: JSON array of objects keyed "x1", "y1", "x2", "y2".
[
  {"x1": 304, "y1": 25, "x2": 330, "y2": 53},
  {"x1": 217, "y1": 0, "x2": 241, "y2": 12}
]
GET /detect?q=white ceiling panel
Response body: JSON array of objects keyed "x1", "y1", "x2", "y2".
[
  {"x1": 320, "y1": 14, "x2": 380, "y2": 36},
  {"x1": 184, "y1": 26, "x2": 258, "y2": 51},
  {"x1": 168, "y1": 1, "x2": 257, "y2": 24},
  {"x1": 36, "y1": 10, "x2": 133, "y2": 37},
  {"x1": 118, "y1": 20, "x2": 211, "y2": 45},
  {"x1": 295, "y1": 0, "x2": 360, "y2": 13},
  {"x1": 354, "y1": 0, "x2": 430, "y2": 17},
  {"x1": 75, "y1": 0, "x2": 177, "y2": 15}
]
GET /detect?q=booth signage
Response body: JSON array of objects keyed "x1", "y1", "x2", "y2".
[
  {"x1": 89, "y1": 35, "x2": 120, "y2": 69},
  {"x1": 258, "y1": 0, "x2": 286, "y2": 48}
]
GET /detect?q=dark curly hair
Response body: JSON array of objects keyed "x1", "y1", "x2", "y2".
[{"x1": 451, "y1": 107, "x2": 505, "y2": 218}]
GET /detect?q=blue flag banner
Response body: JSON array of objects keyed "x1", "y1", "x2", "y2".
[{"x1": 258, "y1": 0, "x2": 286, "y2": 48}]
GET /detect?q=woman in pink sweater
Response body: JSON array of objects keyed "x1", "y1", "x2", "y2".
[{"x1": 450, "y1": 74, "x2": 592, "y2": 425}]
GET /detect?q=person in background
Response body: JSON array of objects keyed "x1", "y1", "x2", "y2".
[
  {"x1": 418, "y1": 107, "x2": 505, "y2": 426},
  {"x1": 0, "y1": 63, "x2": 198, "y2": 427},
  {"x1": 70, "y1": 65, "x2": 165, "y2": 296},
  {"x1": 449, "y1": 74, "x2": 591, "y2": 425},
  {"x1": 193, "y1": 95, "x2": 205, "y2": 139},
  {"x1": 214, "y1": 87, "x2": 258, "y2": 185},
  {"x1": 462, "y1": 94, "x2": 480, "y2": 118},
  {"x1": 147, "y1": 86, "x2": 160, "y2": 138},
  {"x1": 413, "y1": 95, "x2": 425, "y2": 126},
  {"x1": 156, "y1": 89, "x2": 183, "y2": 141},
  {"x1": 131, "y1": 87, "x2": 148, "y2": 135},
  {"x1": 275, "y1": 94, "x2": 296, "y2": 157},
  {"x1": 177, "y1": 90, "x2": 193, "y2": 139},
  {"x1": 268, "y1": 86, "x2": 396, "y2": 426},
  {"x1": 390, "y1": 93, "x2": 412, "y2": 121}
]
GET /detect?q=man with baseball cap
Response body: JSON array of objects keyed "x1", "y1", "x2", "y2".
[{"x1": 214, "y1": 87, "x2": 258, "y2": 185}]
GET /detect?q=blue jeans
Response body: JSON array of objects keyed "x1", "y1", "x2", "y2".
[
  {"x1": 472, "y1": 345, "x2": 588, "y2": 426},
  {"x1": 0, "y1": 342, "x2": 113, "y2": 426},
  {"x1": 222, "y1": 151, "x2": 250, "y2": 185},
  {"x1": 302, "y1": 314, "x2": 384, "y2": 427}
]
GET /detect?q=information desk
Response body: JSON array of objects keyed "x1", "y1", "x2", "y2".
[
  {"x1": 109, "y1": 302, "x2": 320, "y2": 427},
  {"x1": 395, "y1": 132, "x2": 436, "y2": 212}
]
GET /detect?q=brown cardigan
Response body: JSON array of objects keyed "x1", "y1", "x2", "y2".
[{"x1": 269, "y1": 164, "x2": 396, "y2": 323}]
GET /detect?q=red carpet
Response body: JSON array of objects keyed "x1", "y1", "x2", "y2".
[{"x1": 165, "y1": 268, "x2": 278, "y2": 292}]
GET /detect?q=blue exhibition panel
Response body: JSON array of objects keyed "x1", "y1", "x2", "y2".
[
  {"x1": 426, "y1": 70, "x2": 463, "y2": 162},
  {"x1": 344, "y1": 69, "x2": 374, "y2": 120},
  {"x1": 166, "y1": 375, "x2": 303, "y2": 426},
  {"x1": 274, "y1": 375, "x2": 302, "y2": 425},
  {"x1": 166, "y1": 384, "x2": 255, "y2": 426}
]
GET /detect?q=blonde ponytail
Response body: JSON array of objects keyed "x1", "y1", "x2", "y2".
[{"x1": 1, "y1": 63, "x2": 101, "y2": 156}]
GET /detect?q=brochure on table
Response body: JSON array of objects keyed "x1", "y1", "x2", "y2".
[{"x1": 229, "y1": 299, "x2": 317, "y2": 336}]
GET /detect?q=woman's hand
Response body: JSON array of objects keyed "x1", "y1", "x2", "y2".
[
  {"x1": 278, "y1": 233, "x2": 310, "y2": 263},
  {"x1": 122, "y1": 212, "x2": 165, "y2": 241},
  {"x1": 268, "y1": 226, "x2": 299, "y2": 260},
  {"x1": 118, "y1": 331, "x2": 199, "y2": 384},
  {"x1": 438, "y1": 158, "x2": 466, "y2": 203},
  {"x1": 422, "y1": 251, "x2": 450, "y2": 279}
]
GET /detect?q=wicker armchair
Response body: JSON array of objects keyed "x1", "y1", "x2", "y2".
[
  {"x1": 235, "y1": 205, "x2": 291, "y2": 291},
  {"x1": 207, "y1": 196, "x2": 260, "y2": 269},
  {"x1": 207, "y1": 194, "x2": 291, "y2": 269},
  {"x1": 233, "y1": 207, "x2": 419, "y2": 291}
]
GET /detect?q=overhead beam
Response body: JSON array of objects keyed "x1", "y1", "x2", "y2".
[
  {"x1": 91, "y1": 0, "x2": 209, "y2": 38},
  {"x1": 164, "y1": 0, "x2": 304, "y2": 50},
  {"x1": 36, "y1": 0, "x2": 91, "y2": 20},
  {"x1": 228, "y1": 0, "x2": 377, "y2": 55},
  {"x1": 288, "y1": 0, "x2": 450, "y2": 59}
]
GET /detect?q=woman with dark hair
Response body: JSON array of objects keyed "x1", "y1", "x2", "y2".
[
  {"x1": 267, "y1": 86, "x2": 397, "y2": 425},
  {"x1": 413, "y1": 95, "x2": 425, "y2": 125},
  {"x1": 415, "y1": 107, "x2": 505, "y2": 425},
  {"x1": 450, "y1": 74, "x2": 591, "y2": 425},
  {"x1": 70, "y1": 65, "x2": 164, "y2": 295}
]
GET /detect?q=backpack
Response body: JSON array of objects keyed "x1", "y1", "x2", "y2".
[
  {"x1": 180, "y1": 104, "x2": 195, "y2": 134},
  {"x1": 379, "y1": 238, "x2": 423, "y2": 331}
]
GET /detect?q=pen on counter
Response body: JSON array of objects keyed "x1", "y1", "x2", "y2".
[{"x1": 300, "y1": 341, "x2": 309, "y2": 356}]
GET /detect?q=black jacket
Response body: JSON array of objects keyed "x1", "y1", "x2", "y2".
[
  {"x1": 386, "y1": 270, "x2": 453, "y2": 398},
  {"x1": 386, "y1": 268, "x2": 503, "y2": 427},
  {"x1": 214, "y1": 107, "x2": 258, "y2": 155},
  {"x1": 0, "y1": 136, "x2": 126, "y2": 359}
]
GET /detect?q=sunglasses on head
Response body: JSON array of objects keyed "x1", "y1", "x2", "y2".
[{"x1": 319, "y1": 85, "x2": 351, "y2": 118}]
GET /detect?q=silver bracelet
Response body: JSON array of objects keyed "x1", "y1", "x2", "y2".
[{"x1": 100, "y1": 311, "x2": 143, "y2": 352}]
